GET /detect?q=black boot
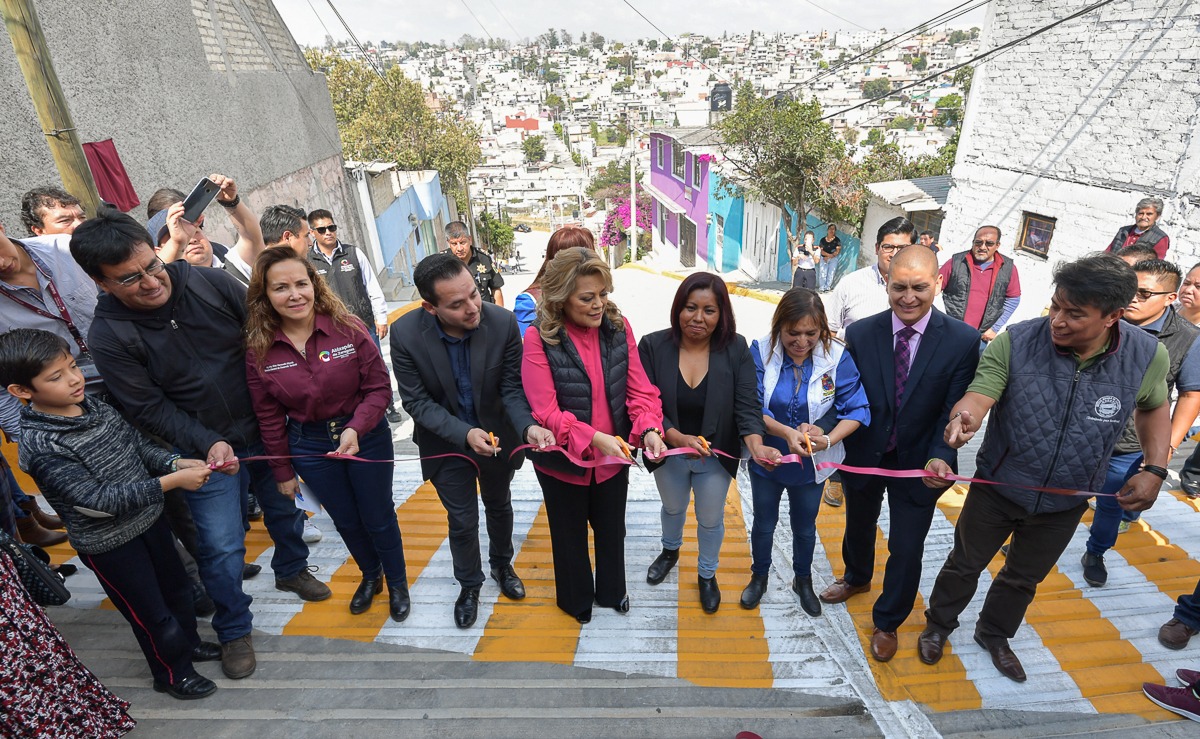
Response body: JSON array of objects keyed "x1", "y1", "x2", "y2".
[
  {"x1": 349, "y1": 577, "x2": 382, "y2": 615},
  {"x1": 792, "y1": 577, "x2": 822, "y2": 617},
  {"x1": 646, "y1": 548, "x2": 680, "y2": 585},
  {"x1": 389, "y1": 582, "x2": 411, "y2": 622},
  {"x1": 698, "y1": 575, "x2": 720, "y2": 614},
  {"x1": 740, "y1": 574, "x2": 768, "y2": 609}
]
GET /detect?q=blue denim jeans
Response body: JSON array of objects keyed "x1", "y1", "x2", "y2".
[
  {"x1": 653, "y1": 455, "x2": 732, "y2": 579},
  {"x1": 237, "y1": 442, "x2": 309, "y2": 579},
  {"x1": 818, "y1": 257, "x2": 838, "y2": 291},
  {"x1": 184, "y1": 469, "x2": 253, "y2": 643},
  {"x1": 1086, "y1": 451, "x2": 1143, "y2": 557},
  {"x1": 287, "y1": 419, "x2": 407, "y2": 587},
  {"x1": 749, "y1": 475, "x2": 823, "y2": 578}
]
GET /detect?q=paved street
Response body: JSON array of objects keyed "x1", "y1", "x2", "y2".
[{"x1": 16, "y1": 253, "x2": 1199, "y2": 737}]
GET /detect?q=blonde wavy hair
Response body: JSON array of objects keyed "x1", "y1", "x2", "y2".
[
  {"x1": 244, "y1": 246, "x2": 363, "y2": 369},
  {"x1": 536, "y1": 247, "x2": 623, "y2": 345}
]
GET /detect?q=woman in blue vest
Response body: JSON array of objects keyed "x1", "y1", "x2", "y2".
[
  {"x1": 521, "y1": 247, "x2": 667, "y2": 624},
  {"x1": 638, "y1": 273, "x2": 780, "y2": 613},
  {"x1": 742, "y1": 289, "x2": 870, "y2": 615}
]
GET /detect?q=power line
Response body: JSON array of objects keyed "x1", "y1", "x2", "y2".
[
  {"x1": 323, "y1": 0, "x2": 387, "y2": 80},
  {"x1": 798, "y1": 0, "x2": 873, "y2": 32},
  {"x1": 484, "y1": 0, "x2": 522, "y2": 41},
  {"x1": 458, "y1": 0, "x2": 495, "y2": 42},
  {"x1": 304, "y1": 0, "x2": 338, "y2": 46},
  {"x1": 820, "y1": 0, "x2": 1120, "y2": 121},
  {"x1": 617, "y1": 0, "x2": 733, "y2": 81}
]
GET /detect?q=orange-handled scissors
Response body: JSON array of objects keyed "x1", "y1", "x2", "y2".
[
  {"x1": 615, "y1": 436, "x2": 645, "y2": 470},
  {"x1": 697, "y1": 436, "x2": 711, "y2": 454},
  {"x1": 488, "y1": 432, "x2": 499, "y2": 456},
  {"x1": 802, "y1": 429, "x2": 814, "y2": 456}
]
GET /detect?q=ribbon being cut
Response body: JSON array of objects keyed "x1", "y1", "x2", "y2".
[{"x1": 223, "y1": 439, "x2": 1116, "y2": 499}]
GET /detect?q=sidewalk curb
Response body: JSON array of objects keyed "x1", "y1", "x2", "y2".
[{"x1": 621, "y1": 264, "x2": 783, "y2": 305}]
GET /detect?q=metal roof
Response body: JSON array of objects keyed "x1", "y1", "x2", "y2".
[{"x1": 866, "y1": 174, "x2": 952, "y2": 212}]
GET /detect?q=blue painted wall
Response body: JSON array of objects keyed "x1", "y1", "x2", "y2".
[
  {"x1": 775, "y1": 208, "x2": 862, "y2": 285},
  {"x1": 374, "y1": 172, "x2": 448, "y2": 284},
  {"x1": 706, "y1": 172, "x2": 744, "y2": 273}
]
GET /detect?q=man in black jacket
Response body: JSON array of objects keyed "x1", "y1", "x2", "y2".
[
  {"x1": 391, "y1": 253, "x2": 553, "y2": 628},
  {"x1": 70, "y1": 210, "x2": 329, "y2": 681}
]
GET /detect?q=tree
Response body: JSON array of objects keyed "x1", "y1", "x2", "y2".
[
  {"x1": 865, "y1": 128, "x2": 885, "y2": 146},
  {"x1": 522, "y1": 135, "x2": 546, "y2": 163},
  {"x1": 647, "y1": 39, "x2": 658, "y2": 51},
  {"x1": 544, "y1": 93, "x2": 565, "y2": 113},
  {"x1": 953, "y1": 65, "x2": 974, "y2": 97},
  {"x1": 662, "y1": 39, "x2": 675, "y2": 51},
  {"x1": 589, "y1": 32, "x2": 605, "y2": 49},
  {"x1": 887, "y1": 115, "x2": 915, "y2": 130},
  {"x1": 700, "y1": 45, "x2": 720, "y2": 60},
  {"x1": 476, "y1": 211, "x2": 515, "y2": 258},
  {"x1": 910, "y1": 55, "x2": 928, "y2": 72},
  {"x1": 612, "y1": 77, "x2": 633, "y2": 93},
  {"x1": 586, "y1": 157, "x2": 641, "y2": 199},
  {"x1": 715, "y1": 82, "x2": 864, "y2": 243},
  {"x1": 303, "y1": 50, "x2": 481, "y2": 203},
  {"x1": 589, "y1": 121, "x2": 600, "y2": 140},
  {"x1": 538, "y1": 28, "x2": 560, "y2": 48},
  {"x1": 544, "y1": 69, "x2": 561, "y2": 84},
  {"x1": 560, "y1": 29, "x2": 572, "y2": 45},
  {"x1": 862, "y1": 77, "x2": 891, "y2": 99},
  {"x1": 933, "y1": 93, "x2": 964, "y2": 127},
  {"x1": 606, "y1": 54, "x2": 632, "y2": 70}
]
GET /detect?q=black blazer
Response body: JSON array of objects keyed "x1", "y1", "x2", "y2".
[
  {"x1": 638, "y1": 330, "x2": 764, "y2": 477},
  {"x1": 843, "y1": 309, "x2": 979, "y2": 471},
  {"x1": 390, "y1": 302, "x2": 537, "y2": 477}
]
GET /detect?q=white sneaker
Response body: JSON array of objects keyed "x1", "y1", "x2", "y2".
[{"x1": 302, "y1": 518, "x2": 323, "y2": 544}]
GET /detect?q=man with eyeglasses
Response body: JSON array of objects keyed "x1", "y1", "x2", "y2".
[
  {"x1": 306, "y1": 208, "x2": 400, "y2": 424},
  {"x1": 825, "y1": 216, "x2": 917, "y2": 339},
  {"x1": 939, "y1": 225, "x2": 1021, "y2": 346},
  {"x1": 69, "y1": 209, "x2": 331, "y2": 683},
  {"x1": 144, "y1": 174, "x2": 265, "y2": 285},
  {"x1": 1078, "y1": 259, "x2": 1200, "y2": 589}
]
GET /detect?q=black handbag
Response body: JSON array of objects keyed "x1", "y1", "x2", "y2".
[{"x1": 0, "y1": 528, "x2": 70, "y2": 606}]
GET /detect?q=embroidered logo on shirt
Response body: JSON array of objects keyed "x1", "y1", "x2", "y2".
[
  {"x1": 339, "y1": 258, "x2": 356, "y2": 273},
  {"x1": 821, "y1": 373, "x2": 835, "y2": 398},
  {"x1": 330, "y1": 343, "x2": 356, "y2": 361},
  {"x1": 318, "y1": 350, "x2": 332, "y2": 362},
  {"x1": 1089, "y1": 395, "x2": 1122, "y2": 422},
  {"x1": 265, "y1": 360, "x2": 299, "y2": 373}
]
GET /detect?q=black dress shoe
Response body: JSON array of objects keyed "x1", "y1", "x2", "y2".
[
  {"x1": 698, "y1": 575, "x2": 720, "y2": 614},
  {"x1": 349, "y1": 577, "x2": 382, "y2": 615},
  {"x1": 389, "y1": 583, "x2": 411, "y2": 622},
  {"x1": 614, "y1": 594, "x2": 630, "y2": 614},
  {"x1": 246, "y1": 494, "x2": 263, "y2": 522},
  {"x1": 491, "y1": 565, "x2": 526, "y2": 600},
  {"x1": 740, "y1": 574, "x2": 768, "y2": 609},
  {"x1": 576, "y1": 611, "x2": 591, "y2": 624},
  {"x1": 455, "y1": 586, "x2": 481, "y2": 628},
  {"x1": 646, "y1": 548, "x2": 680, "y2": 585},
  {"x1": 190, "y1": 641, "x2": 222, "y2": 662},
  {"x1": 242, "y1": 563, "x2": 262, "y2": 580},
  {"x1": 153, "y1": 672, "x2": 218, "y2": 700},
  {"x1": 792, "y1": 577, "x2": 822, "y2": 617}
]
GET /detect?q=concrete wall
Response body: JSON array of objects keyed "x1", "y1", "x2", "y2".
[
  {"x1": 0, "y1": 0, "x2": 365, "y2": 249},
  {"x1": 941, "y1": 0, "x2": 1200, "y2": 323}
]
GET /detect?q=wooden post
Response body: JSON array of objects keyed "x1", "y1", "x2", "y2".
[{"x1": 2, "y1": 0, "x2": 100, "y2": 214}]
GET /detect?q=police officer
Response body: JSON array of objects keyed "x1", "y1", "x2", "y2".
[{"x1": 444, "y1": 221, "x2": 504, "y2": 306}]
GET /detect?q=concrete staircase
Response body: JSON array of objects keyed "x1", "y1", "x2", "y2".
[{"x1": 50, "y1": 607, "x2": 879, "y2": 739}]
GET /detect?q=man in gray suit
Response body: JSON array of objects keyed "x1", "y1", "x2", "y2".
[{"x1": 390, "y1": 252, "x2": 554, "y2": 628}]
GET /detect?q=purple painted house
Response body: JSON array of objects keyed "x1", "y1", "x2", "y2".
[{"x1": 645, "y1": 127, "x2": 721, "y2": 268}]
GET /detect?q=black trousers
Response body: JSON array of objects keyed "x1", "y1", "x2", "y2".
[
  {"x1": 925, "y1": 483, "x2": 1087, "y2": 644},
  {"x1": 430, "y1": 457, "x2": 515, "y2": 589},
  {"x1": 79, "y1": 515, "x2": 200, "y2": 686},
  {"x1": 841, "y1": 453, "x2": 942, "y2": 632},
  {"x1": 536, "y1": 467, "x2": 629, "y2": 619}
]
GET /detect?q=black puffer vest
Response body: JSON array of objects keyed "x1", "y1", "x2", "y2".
[
  {"x1": 942, "y1": 251, "x2": 1015, "y2": 331},
  {"x1": 1107, "y1": 224, "x2": 1168, "y2": 254},
  {"x1": 1113, "y1": 307, "x2": 1199, "y2": 454},
  {"x1": 975, "y1": 317, "x2": 1159, "y2": 515},
  {"x1": 308, "y1": 243, "x2": 375, "y2": 330},
  {"x1": 532, "y1": 316, "x2": 631, "y2": 475}
]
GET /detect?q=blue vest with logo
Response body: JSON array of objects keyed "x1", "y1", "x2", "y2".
[{"x1": 975, "y1": 316, "x2": 1159, "y2": 514}]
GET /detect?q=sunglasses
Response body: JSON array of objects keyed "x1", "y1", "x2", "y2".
[
  {"x1": 1133, "y1": 288, "x2": 1173, "y2": 301},
  {"x1": 972, "y1": 239, "x2": 998, "y2": 247},
  {"x1": 313, "y1": 225, "x2": 338, "y2": 234}
]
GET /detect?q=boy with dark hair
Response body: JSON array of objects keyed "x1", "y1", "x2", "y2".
[{"x1": 0, "y1": 328, "x2": 219, "y2": 699}]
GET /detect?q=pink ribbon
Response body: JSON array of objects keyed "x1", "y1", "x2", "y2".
[{"x1": 211, "y1": 451, "x2": 479, "y2": 472}]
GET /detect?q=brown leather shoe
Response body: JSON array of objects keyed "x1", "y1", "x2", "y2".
[
  {"x1": 870, "y1": 628, "x2": 898, "y2": 662},
  {"x1": 819, "y1": 578, "x2": 870, "y2": 604},
  {"x1": 19, "y1": 498, "x2": 64, "y2": 530},
  {"x1": 974, "y1": 633, "x2": 1026, "y2": 682},
  {"x1": 917, "y1": 627, "x2": 948, "y2": 665},
  {"x1": 1158, "y1": 618, "x2": 1199, "y2": 650},
  {"x1": 16, "y1": 514, "x2": 68, "y2": 547}
]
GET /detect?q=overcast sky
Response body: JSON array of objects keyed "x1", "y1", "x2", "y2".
[{"x1": 273, "y1": 0, "x2": 987, "y2": 48}]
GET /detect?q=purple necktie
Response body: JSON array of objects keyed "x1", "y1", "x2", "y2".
[{"x1": 887, "y1": 326, "x2": 917, "y2": 452}]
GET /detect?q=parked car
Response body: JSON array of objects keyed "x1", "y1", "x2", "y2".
[{"x1": 514, "y1": 224, "x2": 532, "y2": 232}]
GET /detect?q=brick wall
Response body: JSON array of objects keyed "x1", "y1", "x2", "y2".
[{"x1": 940, "y1": 0, "x2": 1200, "y2": 319}]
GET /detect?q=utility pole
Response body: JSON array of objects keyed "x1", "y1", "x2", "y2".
[
  {"x1": 627, "y1": 149, "x2": 636, "y2": 269},
  {"x1": 2, "y1": 0, "x2": 100, "y2": 214}
]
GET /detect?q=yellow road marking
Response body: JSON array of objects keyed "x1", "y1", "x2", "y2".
[
  {"x1": 283, "y1": 482, "x2": 444, "y2": 641},
  {"x1": 676, "y1": 478, "x2": 773, "y2": 687}
]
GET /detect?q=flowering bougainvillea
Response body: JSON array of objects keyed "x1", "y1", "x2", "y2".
[{"x1": 599, "y1": 191, "x2": 654, "y2": 250}]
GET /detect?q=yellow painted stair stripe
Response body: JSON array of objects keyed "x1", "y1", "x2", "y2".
[
  {"x1": 815, "y1": 481, "x2": 982, "y2": 712},
  {"x1": 282, "y1": 481, "x2": 444, "y2": 641},
  {"x1": 935, "y1": 487, "x2": 1171, "y2": 722},
  {"x1": 474, "y1": 503, "x2": 582, "y2": 664},
  {"x1": 676, "y1": 478, "x2": 773, "y2": 688}
]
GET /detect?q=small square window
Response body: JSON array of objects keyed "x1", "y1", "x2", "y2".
[{"x1": 1017, "y1": 212, "x2": 1056, "y2": 259}]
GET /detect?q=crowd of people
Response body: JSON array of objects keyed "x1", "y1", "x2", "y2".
[{"x1": 1, "y1": 182, "x2": 1200, "y2": 734}]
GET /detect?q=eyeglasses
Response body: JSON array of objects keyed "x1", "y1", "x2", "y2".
[
  {"x1": 107, "y1": 257, "x2": 166, "y2": 288},
  {"x1": 972, "y1": 239, "x2": 998, "y2": 247},
  {"x1": 313, "y1": 225, "x2": 338, "y2": 234},
  {"x1": 878, "y1": 244, "x2": 905, "y2": 253},
  {"x1": 1133, "y1": 288, "x2": 1173, "y2": 301}
]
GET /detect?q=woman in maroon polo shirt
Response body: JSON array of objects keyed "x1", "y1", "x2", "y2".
[{"x1": 244, "y1": 247, "x2": 409, "y2": 622}]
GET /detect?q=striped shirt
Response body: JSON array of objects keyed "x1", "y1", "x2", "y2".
[{"x1": 825, "y1": 265, "x2": 888, "y2": 337}]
